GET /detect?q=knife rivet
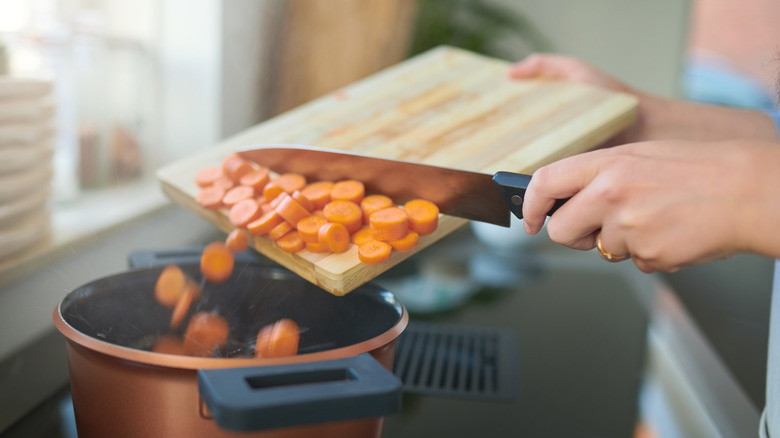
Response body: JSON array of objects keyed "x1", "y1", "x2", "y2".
[{"x1": 511, "y1": 194, "x2": 523, "y2": 206}]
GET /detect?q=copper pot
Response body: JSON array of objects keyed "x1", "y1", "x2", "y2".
[{"x1": 53, "y1": 263, "x2": 407, "y2": 438}]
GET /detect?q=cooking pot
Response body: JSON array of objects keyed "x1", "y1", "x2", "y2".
[{"x1": 52, "y1": 262, "x2": 407, "y2": 438}]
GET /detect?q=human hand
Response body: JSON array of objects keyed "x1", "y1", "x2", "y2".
[{"x1": 521, "y1": 140, "x2": 780, "y2": 272}]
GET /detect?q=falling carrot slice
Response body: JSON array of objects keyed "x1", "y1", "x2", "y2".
[
  {"x1": 195, "y1": 167, "x2": 224, "y2": 188},
  {"x1": 196, "y1": 186, "x2": 226, "y2": 210},
  {"x1": 228, "y1": 198, "x2": 262, "y2": 228},
  {"x1": 323, "y1": 200, "x2": 362, "y2": 234},
  {"x1": 183, "y1": 312, "x2": 230, "y2": 357},
  {"x1": 152, "y1": 335, "x2": 187, "y2": 355},
  {"x1": 225, "y1": 228, "x2": 250, "y2": 252},
  {"x1": 301, "y1": 181, "x2": 334, "y2": 210},
  {"x1": 330, "y1": 180, "x2": 365, "y2": 204},
  {"x1": 318, "y1": 222, "x2": 350, "y2": 253},
  {"x1": 360, "y1": 194, "x2": 394, "y2": 224},
  {"x1": 276, "y1": 231, "x2": 305, "y2": 253},
  {"x1": 296, "y1": 215, "x2": 328, "y2": 243},
  {"x1": 369, "y1": 207, "x2": 409, "y2": 241},
  {"x1": 170, "y1": 281, "x2": 199, "y2": 330},
  {"x1": 200, "y1": 242, "x2": 235, "y2": 283},
  {"x1": 357, "y1": 240, "x2": 392, "y2": 264},
  {"x1": 388, "y1": 231, "x2": 419, "y2": 252},
  {"x1": 155, "y1": 264, "x2": 186, "y2": 308},
  {"x1": 404, "y1": 199, "x2": 439, "y2": 236},
  {"x1": 255, "y1": 319, "x2": 300, "y2": 358}
]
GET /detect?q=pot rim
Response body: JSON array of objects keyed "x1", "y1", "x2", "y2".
[{"x1": 52, "y1": 301, "x2": 408, "y2": 370}]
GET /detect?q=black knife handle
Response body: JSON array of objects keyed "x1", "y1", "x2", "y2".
[{"x1": 492, "y1": 171, "x2": 567, "y2": 220}]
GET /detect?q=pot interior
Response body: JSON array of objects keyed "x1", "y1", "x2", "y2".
[{"x1": 59, "y1": 262, "x2": 403, "y2": 358}]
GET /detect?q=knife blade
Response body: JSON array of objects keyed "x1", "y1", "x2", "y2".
[{"x1": 237, "y1": 144, "x2": 564, "y2": 227}]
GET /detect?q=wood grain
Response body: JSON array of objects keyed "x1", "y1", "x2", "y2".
[{"x1": 157, "y1": 46, "x2": 637, "y2": 295}]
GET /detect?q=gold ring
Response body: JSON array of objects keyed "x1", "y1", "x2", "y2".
[{"x1": 596, "y1": 233, "x2": 630, "y2": 263}]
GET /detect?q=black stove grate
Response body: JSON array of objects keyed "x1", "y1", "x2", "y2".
[{"x1": 394, "y1": 321, "x2": 519, "y2": 402}]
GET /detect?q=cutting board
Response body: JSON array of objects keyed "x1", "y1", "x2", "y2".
[{"x1": 157, "y1": 46, "x2": 637, "y2": 295}]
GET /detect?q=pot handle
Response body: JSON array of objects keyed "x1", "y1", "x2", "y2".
[{"x1": 198, "y1": 353, "x2": 402, "y2": 432}]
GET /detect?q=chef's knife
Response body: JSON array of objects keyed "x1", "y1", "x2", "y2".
[{"x1": 237, "y1": 145, "x2": 566, "y2": 228}]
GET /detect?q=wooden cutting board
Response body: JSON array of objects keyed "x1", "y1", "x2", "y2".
[{"x1": 157, "y1": 46, "x2": 637, "y2": 295}]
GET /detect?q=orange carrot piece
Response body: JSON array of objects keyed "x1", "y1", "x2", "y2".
[
  {"x1": 222, "y1": 185, "x2": 255, "y2": 207},
  {"x1": 275, "y1": 195, "x2": 310, "y2": 227},
  {"x1": 301, "y1": 181, "x2": 334, "y2": 210},
  {"x1": 154, "y1": 264, "x2": 186, "y2": 308},
  {"x1": 369, "y1": 207, "x2": 409, "y2": 241},
  {"x1": 263, "y1": 182, "x2": 286, "y2": 202},
  {"x1": 211, "y1": 177, "x2": 236, "y2": 192},
  {"x1": 269, "y1": 221, "x2": 294, "y2": 241},
  {"x1": 222, "y1": 153, "x2": 255, "y2": 182},
  {"x1": 195, "y1": 166, "x2": 224, "y2": 188},
  {"x1": 404, "y1": 199, "x2": 439, "y2": 236},
  {"x1": 330, "y1": 180, "x2": 365, "y2": 203},
  {"x1": 228, "y1": 198, "x2": 262, "y2": 228},
  {"x1": 360, "y1": 194, "x2": 394, "y2": 224},
  {"x1": 358, "y1": 240, "x2": 392, "y2": 264},
  {"x1": 273, "y1": 173, "x2": 307, "y2": 194},
  {"x1": 351, "y1": 227, "x2": 376, "y2": 246},
  {"x1": 276, "y1": 231, "x2": 305, "y2": 253},
  {"x1": 152, "y1": 335, "x2": 187, "y2": 355},
  {"x1": 305, "y1": 240, "x2": 329, "y2": 253},
  {"x1": 239, "y1": 167, "x2": 271, "y2": 192},
  {"x1": 269, "y1": 191, "x2": 288, "y2": 209},
  {"x1": 225, "y1": 228, "x2": 250, "y2": 252},
  {"x1": 247, "y1": 210, "x2": 284, "y2": 236},
  {"x1": 291, "y1": 190, "x2": 313, "y2": 212},
  {"x1": 323, "y1": 200, "x2": 363, "y2": 234},
  {"x1": 200, "y1": 242, "x2": 235, "y2": 283},
  {"x1": 296, "y1": 215, "x2": 328, "y2": 243},
  {"x1": 170, "y1": 281, "x2": 198, "y2": 330},
  {"x1": 388, "y1": 231, "x2": 419, "y2": 252},
  {"x1": 183, "y1": 311, "x2": 230, "y2": 357},
  {"x1": 312, "y1": 209, "x2": 326, "y2": 219},
  {"x1": 196, "y1": 186, "x2": 226, "y2": 210},
  {"x1": 318, "y1": 222, "x2": 350, "y2": 253},
  {"x1": 255, "y1": 318, "x2": 300, "y2": 358},
  {"x1": 259, "y1": 202, "x2": 275, "y2": 215}
]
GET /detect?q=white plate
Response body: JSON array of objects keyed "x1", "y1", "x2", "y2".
[
  {"x1": 0, "y1": 166, "x2": 52, "y2": 204},
  {"x1": 0, "y1": 142, "x2": 54, "y2": 174}
]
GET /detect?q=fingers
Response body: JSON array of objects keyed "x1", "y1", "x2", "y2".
[{"x1": 506, "y1": 53, "x2": 576, "y2": 81}]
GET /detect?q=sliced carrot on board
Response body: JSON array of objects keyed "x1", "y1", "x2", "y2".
[
  {"x1": 291, "y1": 190, "x2": 313, "y2": 212},
  {"x1": 196, "y1": 186, "x2": 226, "y2": 210},
  {"x1": 305, "y1": 240, "x2": 329, "y2": 253},
  {"x1": 276, "y1": 231, "x2": 305, "y2": 253},
  {"x1": 273, "y1": 173, "x2": 307, "y2": 194},
  {"x1": 318, "y1": 222, "x2": 350, "y2": 253},
  {"x1": 222, "y1": 185, "x2": 255, "y2": 207},
  {"x1": 222, "y1": 154, "x2": 255, "y2": 182},
  {"x1": 154, "y1": 264, "x2": 186, "y2": 308},
  {"x1": 170, "y1": 281, "x2": 199, "y2": 330},
  {"x1": 255, "y1": 318, "x2": 300, "y2": 358},
  {"x1": 247, "y1": 210, "x2": 284, "y2": 236},
  {"x1": 296, "y1": 215, "x2": 328, "y2": 243},
  {"x1": 200, "y1": 242, "x2": 235, "y2": 283},
  {"x1": 404, "y1": 199, "x2": 439, "y2": 236},
  {"x1": 388, "y1": 231, "x2": 419, "y2": 252},
  {"x1": 225, "y1": 228, "x2": 250, "y2": 252},
  {"x1": 330, "y1": 180, "x2": 365, "y2": 203},
  {"x1": 239, "y1": 167, "x2": 271, "y2": 192},
  {"x1": 183, "y1": 312, "x2": 230, "y2": 357},
  {"x1": 351, "y1": 227, "x2": 375, "y2": 246},
  {"x1": 301, "y1": 181, "x2": 334, "y2": 210},
  {"x1": 275, "y1": 195, "x2": 310, "y2": 227},
  {"x1": 357, "y1": 240, "x2": 392, "y2": 264},
  {"x1": 269, "y1": 221, "x2": 294, "y2": 241},
  {"x1": 360, "y1": 194, "x2": 394, "y2": 224},
  {"x1": 195, "y1": 167, "x2": 224, "y2": 188},
  {"x1": 263, "y1": 182, "x2": 286, "y2": 202},
  {"x1": 369, "y1": 207, "x2": 409, "y2": 241},
  {"x1": 228, "y1": 198, "x2": 262, "y2": 228},
  {"x1": 312, "y1": 209, "x2": 326, "y2": 220},
  {"x1": 152, "y1": 335, "x2": 187, "y2": 355},
  {"x1": 323, "y1": 200, "x2": 362, "y2": 234},
  {"x1": 211, "y1": 177, "x2": 236, "y2": 192}
]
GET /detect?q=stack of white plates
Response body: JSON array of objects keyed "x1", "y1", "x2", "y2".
[{"x1": 0, "y1": 77, "x2": 55, "y2": 261}]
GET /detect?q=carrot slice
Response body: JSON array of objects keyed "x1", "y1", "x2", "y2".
[
  {"x1": 276, "y1": 231, "x2": 305, "y2": 253},
  {"x1": 170, "y1": 281, "x2": 198, "y2": 330},
  {"x1": 291, "y1": 190, "x2": 313, "y2": 212},
  {"x1": 360, "y1": 194, "x2": 394, "y2": 224},
  {"x1": 196, "y1": 186, "x2": 226, "y2": 210},
  {"x1": 323, "y1": 200, "x2": 363, "y2": 233},
  {"x1": 222, "y1": 153, "x2": 255, "y2": 182},
  {"x1": 225, "y1": 228, "x2": 250, "y2": 252},
  {"x1": 404, "y1": 199, "x2": 439, "y2": 236},
  {"x1": 388, "y1": 231, "x2": 419, "y2": 252},
  {"x1": 358, "y1": 240, "x2": 392, "y2": 264},
  {"x1": 330, "y1": 180, "x2": 365, "y2": 203},
  {"x1": 195, "y1": 167, "x2": 224, "y2": 188},
  {"x1": 296, "y1": 215, "x2": 328, "y2": 243},
  {"x1": 369, "y1": 207, "x2": 409, "y2": 241},
  {"x1": 351, "y1": 227, "x2": 376, "y2": 246},
  {"x1": 273, "y1": 173, "x2": 307, "y2": 194},
  {"x1": 255, "y1": 319, "x2": 300, "y2": 358},
  {"x1": 301, "y1": 181, "x2": 334, "y2": 210},
  {"x1": 152, "y1": 335, "x2": 187, "y2": 355},
  {"x1": 239, "y1": 167, "x2": 270, "y2": 192},
  {"x1": 305, "y1": 240, "x2": 329, "y2": 253},
  {"x1": 269, "y1": 221, "x2": 294, "y2": 241},
  {"x1": 318, "y1": 222, "x2": 350, "y2": 253},
  {"x1": 154, "y1": 264, "x2": 186, "y2": 308},
  {"x1": 275, "y1": 195, "x2": 310, "y2": 227},
  {"x1": 247, "y1": 210, "x2": 284, "y2": 235},
  {"x1": 200, "y1": 242, "x2": 235, "y2": 283},
  {"x1": 211, "y1": 177, "x2": 236, "y2": 192},
  {"x1": 183, "y1": 312, "x2": 230, "y2": 357},
  {"x1": 312, "y1": 209, "x2": 326, "y2": 220},
  {"x1": 228, "y1": 198, "x2": 262, "y2": 228},
  {"x1": 263, "y1": 182, "x2": 286, "y2": 202},
  {"x1": 222, "y1": 185, "x2": 255, "y2": 207}
]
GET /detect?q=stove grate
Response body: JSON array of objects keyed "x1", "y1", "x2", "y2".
[{"x1": 394, "y1": 321, "x2": 518, "y2": 402}]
